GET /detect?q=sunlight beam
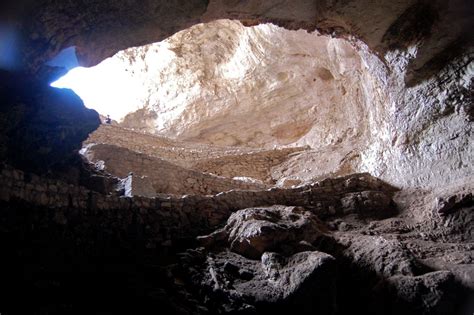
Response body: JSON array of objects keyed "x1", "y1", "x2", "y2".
[{"x1": 50, "y1": 56, "x2": 146, "y2": 121}]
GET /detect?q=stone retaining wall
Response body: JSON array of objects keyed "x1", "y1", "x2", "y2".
[
  {"x1": 85, "y1": 125, "x2": 266, "y2": 163},
  {"x1": 85, "y1": 125, "x2": 305, "y2": 182},
  {"x1": 84, "y1": 144, "x2": 268, "y2": 195},
  {"x1": 0, "y1": 163, "x2": 396, "y2": 248},
  {"x1": 190, "y1": 149, "x2": 301, "y2": 183}
]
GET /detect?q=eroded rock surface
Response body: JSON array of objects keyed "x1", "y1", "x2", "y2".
[
  {"x1": 198, "y1": 206, "x2": 326, "y2": 259},
  {"x1": 114, "y1": 21, "x2": 367, "y2": 151},
  {"x1": 178, "y1": 249, "x2": 337, "y2": 314},
  {"x1": 174, "y1": 195, "x2": 472, "y2": 314},
  {"x1": 55, "y1": 16, "x2": 472, "y2": 190}
]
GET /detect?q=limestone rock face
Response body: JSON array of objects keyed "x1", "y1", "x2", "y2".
[
  {"x1": 13, "y1": 0, "x2": 470, "y2": 190},
  {"x1": 358, "y1": 44, "x2": 474, "y2": 189},
  {"x1": 20, "y1": 0, "x2": 473, "y2": 79},
  {"x1": 19, "y1": 0, "x2": 210, "y2": 73},
  {"x1": 116, "y1": 20, "x2": 367, "y2": 151},
  {"x1": 64, "y1": 16, "x2": 472, "y2": 190}
]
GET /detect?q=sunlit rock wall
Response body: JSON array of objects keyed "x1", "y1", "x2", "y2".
[
  {"x1": 112, "y1": 19, "x2": 472, "y2": 189},
  {"x1": 359, "y1": 45, "x2": 473, "y2": 188},
  {"x1": 10, "y1": 0, "x2": 471, "y2": 190},
  {"x1": 117, "y1": 20, "x2": 368, "y2": 150}
]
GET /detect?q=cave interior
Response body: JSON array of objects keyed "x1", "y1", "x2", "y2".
[{"x1": 0, "y1": 1, "x2": 473, "y2": 314}]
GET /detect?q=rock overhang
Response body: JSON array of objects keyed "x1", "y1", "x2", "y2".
[{"x1": 0, "y1": 0, "x2": 472, "y2": 189}]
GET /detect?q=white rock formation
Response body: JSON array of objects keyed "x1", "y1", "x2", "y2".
[
  {"x1": 115, "y1": 20, "x2": 369, "y2": 151},
  {"x1": 358, "y1": 44, "x2": 474, "y2": 188},
  {"x1": 60, "y1": 19, "x2": 473, "y2": 190}
]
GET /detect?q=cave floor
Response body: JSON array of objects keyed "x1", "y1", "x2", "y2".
[{"x1": 0, "y1": 127, "x2": 472, "y2": 314}]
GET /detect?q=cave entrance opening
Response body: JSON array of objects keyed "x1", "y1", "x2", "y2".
[
  {"x1": 49, "y1": 19, "x2": 379, "y2": 190},
  {"x1": 49, "y1": 19, "x2": 369, "y2": 150},
  {"x1": 46, "y1": 46, "x2": 79, "y2": 70},
  {"x1": 50, "y1": 46, "x2": 149, "y2": 122}
]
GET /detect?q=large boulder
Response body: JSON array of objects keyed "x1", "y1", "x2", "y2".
[
  {"x1": 181, "y1": 205, "x2": 336, "y2": 313},
  {"x1": 198, "y1": 205, "x2": 327, "y2": 259}
]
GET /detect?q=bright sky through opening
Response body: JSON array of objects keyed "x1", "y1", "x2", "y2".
[{"x1": 51, "y1": 57, "x2": 145, "y2": 121}]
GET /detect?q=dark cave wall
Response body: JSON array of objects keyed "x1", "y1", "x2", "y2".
[
  {"x1": 12, "y1": 0, "x2": 474, "y2": 81},
  {"x1": 0, "y1": 71, "x2": 100, "y2": 175},
  {"x1": 0, "y1": 164, "x2": 398, "y2": 315},
  {"x1": 3, "y1": 0, "x2": 211, "y2": 76}
]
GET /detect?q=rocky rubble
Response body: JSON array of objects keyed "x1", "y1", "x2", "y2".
[
  {"x1": 177, "y1": 249, "x2": 337, "y2": 314},
  {"x1": 82, "y1": 143, "x2": 269, "y2": 195},
  {"x1": 0, "y1": 162, "x2": 471, "y2": 314},
  {"x1": 180, "y1": 206, "x2": 337, "y2": 313},
  {"x1": 174, "y1": 197, "x2": 473, "y2": 314}
]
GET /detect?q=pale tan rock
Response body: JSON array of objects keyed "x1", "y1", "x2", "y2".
[
  {"x1": 76, "y1": 18, "x2": 473, "y2": 190},
  {"x1": 108, "y1": 20, "x2": 369, "y2": 153},
  {"x1": 22, "y1": 0, "x2": 471, "y2": 192}
]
